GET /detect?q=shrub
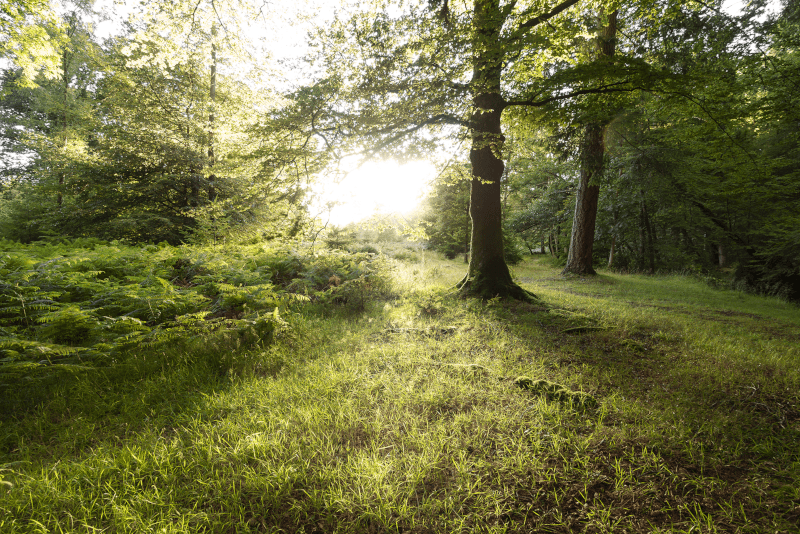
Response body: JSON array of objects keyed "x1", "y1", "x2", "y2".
[
  {"x1": 392, "y1": 250, "x2": 418, "y2": 262},
  {"x1": 357, "y1": 244, "x2": 380, "y2": 255}
]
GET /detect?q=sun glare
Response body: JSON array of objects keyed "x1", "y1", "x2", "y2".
[{"x1": 312, "y1": 160, "x2": 436, "y2": 226}]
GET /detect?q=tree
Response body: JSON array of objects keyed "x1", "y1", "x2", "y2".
[
  {"x1": 306, "y1": 0, "x2": 669, "y2": 299},
  {"x1": 503, "y1": 131, "x2": 576, "y2": 257},
  {"x1": 0, "y1": 1, "x2": 318, "y2": 244},
  {"x1": 0, "y1": 0, "x2": 64, "y2": 86},
  {"x1": 562, "y1": 9, "x2": 618, "y2": 275},
  {"x1": 421, "y1": 163, "x2": 471, "y2": 261},
  {"x1": 0, "y1": 4, "x2": 100, "y2": 239}
]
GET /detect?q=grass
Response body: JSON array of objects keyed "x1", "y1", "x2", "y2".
[{"x1": 1, "y1": 252, "x2": 798, "y2": 533}]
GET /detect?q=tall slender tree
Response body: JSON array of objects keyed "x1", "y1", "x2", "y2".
[{"x1": 562, "y1": 9, "x2": 618, "y2": 275}]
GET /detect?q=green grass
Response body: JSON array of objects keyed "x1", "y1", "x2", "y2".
[{"x1": 1, "y1": 253, "x2": 798, "y2": 533}]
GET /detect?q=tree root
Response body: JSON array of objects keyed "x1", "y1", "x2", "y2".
[{"x1": 456, "y1": 273, "x2": 538, "y2": 302}]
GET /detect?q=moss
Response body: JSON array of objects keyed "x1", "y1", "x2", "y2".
[{"x1": 514, "y1": 376, "x2": 598, "y2": 410}]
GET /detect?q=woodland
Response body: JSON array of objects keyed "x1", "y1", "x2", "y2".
[
  {"x1": 0, "y1": 0, "x2": 799, "y2": 532},
  {"x1": 0, "y1": 0, "x2": 798, "y2": 300}
]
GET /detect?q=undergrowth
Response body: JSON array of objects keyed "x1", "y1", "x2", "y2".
[{"x1": 0, "y1": 238, "x2": 393, "y2": 416}]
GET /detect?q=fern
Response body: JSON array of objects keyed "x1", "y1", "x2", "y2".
[{"x1": 0, "y1": 240, "x2": 393, "y2": 396}]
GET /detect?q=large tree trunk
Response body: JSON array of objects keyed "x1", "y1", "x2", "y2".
[
  {"x1": 562, "y1": 10, "x2": 617, "y2": 275},
  {"x1": 464, "y1": 200, "x2": 470, "y2": 263},
  {"x1": 457, "y1": 0, "x2": 534, "y2": 300}
]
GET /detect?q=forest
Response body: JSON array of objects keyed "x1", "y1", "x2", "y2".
[
  {"x1": 1, "y1": 0, "x2": 798, "y2": 300},
  {"x1": 1, "y1": 0, "x2": 799, "y2": 532}
]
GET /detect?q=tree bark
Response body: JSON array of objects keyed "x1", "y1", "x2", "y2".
[
  {"x1": 563, "y1": 123, "x2": 603, "y2": 274},
  {"x1": 457, "y1": 0, "x2": 534, "y2": 300},
  {"x1": 640, "y1": 192, "x2": 655, "y2": 274},
  {"x1": 608, "y1": 235, "x2": 616, "y2": 268},
  {"x1": 464, "y1": 200, "x2": 470, "y2": 263},
  {"x1": 57, "y1": 47, "x2": 71, "y2": 208},
  {"x1": 208, "y1": 32, "x2": 217, "y2": 202},
  {"x1": 562, "y1": 10, "x2": 617, "y2": 276}
]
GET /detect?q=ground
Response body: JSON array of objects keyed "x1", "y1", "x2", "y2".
[{"x1": 1, "y1": 252, "x2": 798, "y2": 533}]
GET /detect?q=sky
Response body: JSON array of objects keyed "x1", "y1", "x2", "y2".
[{"x1": 310, "y1": 160, "x2": 437, "y2": 227}]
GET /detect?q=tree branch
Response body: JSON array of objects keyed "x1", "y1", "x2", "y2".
[
  {"x1": 365, "y1": 113, "x2": 469, "y2": 136},
  {"x1": 503, "y1": 81, "x2": 640, "y2": 108},
  {"x1": 358, "y1": 113, "x2": 468, "y2": 156},
  {"x1": 518, "y1": 0, "x2": 582, "y2": 31},
  {"x1": 657, "y1": 88, "x2": 761, "y2": 170}
]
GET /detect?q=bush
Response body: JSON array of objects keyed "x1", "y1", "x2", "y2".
[
  {"x1": 411, "y1": 288, "x2": 448, "y2": 316},
  {"x1": 325, "y1": 226, "x2": 356, "y2": 250},
  {"x1": 392, "y1": 250, "x2": 418, "y2": 262}
]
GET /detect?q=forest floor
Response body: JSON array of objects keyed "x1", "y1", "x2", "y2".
[{"x1": 2, "y1": 252, "x2": 799, "y2": 533}]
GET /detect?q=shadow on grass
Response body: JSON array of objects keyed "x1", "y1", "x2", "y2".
[
  {"x1": 0, "y1": 334, "x2": 290, "y2": 459},
  {"x1": 492, "y1": 298, "x2": 800, "y2": 531}
]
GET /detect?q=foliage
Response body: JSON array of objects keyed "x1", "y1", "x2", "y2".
[
  {"x1": 323, "y1": 225, "x2": 356, "y2": 251},
  {"x1": 491, "y1": 1, "x2": 800, "y2": 299},
  {"x1": 0, "y1": 239, "x2": 395, "y2": 415},
  {"x1": 419, "y1": 163, "x2": 471, "y2": 260},
  {"x1": 0, "y1": 1, "x2": 318, "y2": 245},
  {"x1": 0, "y1": 0, "x2": 65, "y2": 86}
]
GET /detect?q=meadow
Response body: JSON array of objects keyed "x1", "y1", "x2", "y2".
[{"x1": 1, "y1": 240, "x2": 798, "y2": 533}]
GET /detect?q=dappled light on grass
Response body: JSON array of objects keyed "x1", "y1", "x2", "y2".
[{"x1": 1, "y1": 250, "x2": 798, "y2": 533}]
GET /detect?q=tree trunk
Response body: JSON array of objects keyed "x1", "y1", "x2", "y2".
[
  {"x1": 555, "y1": 226, "x2": 561, "y2": 257},
  {"x1": 562, "y1": 10, "x2": 617, "y2": 276},
  {"x1": 208, "y1": 32, "x2": 217, "y2": 202},
  {"x1": 563, "y1": 123, "x2": 603, "y2": 275},
  {"x1": 464, "y1": 200, "x2": 470, "y2": 263},
  {"x1": 640, "y1": 193, "x2": 655, "y2": 274},
  {"x1": 608, "y1": 235, "x2": 616, "y2": 268},
  {"x1": 57, "y1": 47, "x2": 70, "y2": 208},
  {"x1": 718, "y1": 243, "x2": 726, "y2": 268},
  {"x1": 457, "y1": 0, "x2": 534, "y2": 301}
]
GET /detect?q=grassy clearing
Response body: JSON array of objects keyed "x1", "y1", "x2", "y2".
[{"x1": 1, "y1": 252, "x2": 798, "y2": 533}]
